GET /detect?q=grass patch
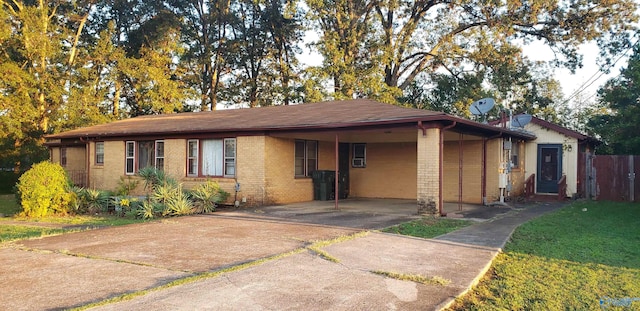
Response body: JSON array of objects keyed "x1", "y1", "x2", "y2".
[
  {"x1": 372, "y1": 270, "x2": 450, "y2": 286},
  {"x1": 306, "y1": 231, "x2": 369, "y2": 263},
  {"x1": 382, "y1": 217, "x2": 472, "y2": 238},
  {"x1": 0, "y1": 225, "x2": 68, "y2": 242},
  {"x1": 0, "y1": 194, "x2": 20, "y2": 216},
  {"x1": 448, "y1": 201, "x2": 640, "y2": 310}
]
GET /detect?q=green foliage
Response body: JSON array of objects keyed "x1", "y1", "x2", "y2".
[
  {"x1": 0, "y1": 225, "x2": 66, "y2": 243},
  {"x1": 16, "y1": 162, "x2": 73, "y2": 218},
  {"x1": 138, "y1": 167, "x2": 178, "y2": 191},
  {"x1": 115, "y1": 177, "x2": 139, "y2": 196},
  {"x1": 383, "y1": 217, "x2": 472, "y2": 239},
  {"x1": 0, "y1": 171, "x2": 21, "y2": 195},
  {"x1": 589, "y1": 44, "x2": 640, "y2": 154},
  {"x1": 190, "y1": 180, "x2": 230, "y2": 213},
  {"x1": 0, "y1": 194, "x2": 20, "y2": 216},
  {"x1": 449, "y1": 201, "x2": 640, "y2": 310},
  {"x1": 161, "y1": 185, "x2": 194, "y2": 216}
]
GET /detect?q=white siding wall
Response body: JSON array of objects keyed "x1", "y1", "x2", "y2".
[{"x1": 524, "y1": 123, "x2": 579, "y2": 197}]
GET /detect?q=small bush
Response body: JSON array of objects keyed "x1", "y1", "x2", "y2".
[
  {"x1": 190, "y1": 180, "x2": 229, "y2": 213},
  {"x1": 16, "y1": 161, "x2": 73, "y2": 218}
]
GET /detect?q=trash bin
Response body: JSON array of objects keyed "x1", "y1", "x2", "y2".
[{"x1": 312, "y1": 170, "x2": 335, "y2": 200}]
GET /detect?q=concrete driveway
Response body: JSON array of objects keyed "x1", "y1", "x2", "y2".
[{"x1": 0, "y1": 199, "x2": 556, "y2": 310}]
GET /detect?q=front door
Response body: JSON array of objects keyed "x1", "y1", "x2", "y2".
[{"x1": 537, "y1": 144, "x2": 562, "y2": 193}]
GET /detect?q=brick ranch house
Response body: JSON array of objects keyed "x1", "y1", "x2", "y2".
[{"x1": 45, "y1": 99, "x2": 588, "y2": 214}]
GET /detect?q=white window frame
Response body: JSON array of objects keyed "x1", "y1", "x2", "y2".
[
  {"x1": 224, "y1": 138, "x2": 236, "y2": 177},
  {"x1": 125, "y1": 141, "x2": 135, "y2": 175},
  {"x1": 155, "y1": 140, "x2": 164, "y2": 170},
  {"x1": 187, "y1": 139, "x2": 199, "y2": 177}
]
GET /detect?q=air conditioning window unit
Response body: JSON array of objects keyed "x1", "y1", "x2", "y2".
[{"x1": 352, "y1": 158, "x2": 365, "y2": 168}]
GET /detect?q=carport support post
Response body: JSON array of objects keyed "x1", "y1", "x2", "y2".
[
  {"x1": 335, "y1": 133, "x2": 339, "y2": 210},
  {"x1": 417, "y1": 127, "x2": 441, "y2": 215}
]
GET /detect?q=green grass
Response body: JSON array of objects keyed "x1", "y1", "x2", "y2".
[
  {"x1": 448, "y1": 201, "x2": 640, "y2": 310},
  {"x1": 0, "y1": 225, "x2": 68, "y2": 242},
  {"x1": 382, "y1": 217, "x2": 472, "y2": 238},
  {"x1": 0, "y1": 194, "x2": 146, "y2": 242}
]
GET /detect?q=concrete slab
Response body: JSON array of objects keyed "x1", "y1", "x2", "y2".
[
  {"x1": 93, "y1": 233, "x2": 498, "y2": 311},
  {"x1": 0, "y1": 247, "x2": 187, "y2": 311},
  {"x1": 0, "y1": 199, "x2": 566, "y2": 310},
  {"x1": 17, "y1": 215, "x2": 356, "y2": 273}
]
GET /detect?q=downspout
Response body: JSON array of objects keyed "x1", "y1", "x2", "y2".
[
  {"x1": 439, "y1": 121, "x2": 457, "y2": 216},
  {"x1": 335, "y1": 133, "x2": 339, "y2": 210},
  {"x1": 458, "y1": 133, "x2": 463, "y2": 211},
  {"x1": 417, "y1": 120, "x2": 428, "y2": 136}
]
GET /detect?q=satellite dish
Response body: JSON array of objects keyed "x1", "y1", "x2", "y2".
[
  {"x1": 469, "y1": 98, "x2": 495, "y2": 116},
  {"x1": 512, "y1": 114, "x2": 532, "y2": 128}
]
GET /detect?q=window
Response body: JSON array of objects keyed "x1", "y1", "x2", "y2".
[
  {"x1": 187, "y1": 140, "x2": 198, "y2": 176},
  {"x1": 155, "y1": 141, "x2": 164, "y2": 170},
  {"x1": 95, "y1": 142, "x2": 104, "y2": 165},
  {"x1": 511, "y1": 141, "x2": 520, "y2": 169},
  {"x1": 60, "y1": 148, "x2": 67, "y2": 167},
  {"x1": 126, "y1": 141, "x2": 135, "y2": 175},
  {"x1": 295, "y1": 140, "x2": 317, "y2": 177},
  {"x1": 224, "y1": 138, "x2": 236, "y2": 176},
  {"x1": 125, "y1": 140, "x2": 164, "y2": 175},
  {"x1": 187, "y1": 138, "x2": 236, "y2": 177},
  {"x1": 352, "y1": 143, "x2": 366, "y2": 168}
]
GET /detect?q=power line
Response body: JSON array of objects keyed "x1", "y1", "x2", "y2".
[{"x1": 562, "y1": 35, "x2": 639, "y2": 104}]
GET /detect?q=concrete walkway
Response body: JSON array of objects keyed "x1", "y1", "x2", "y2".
[{"x1": 0, "y1": 201, "x2": 565, "y2": 310}]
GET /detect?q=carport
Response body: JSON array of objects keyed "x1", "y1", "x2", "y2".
[{"x1": 271, "y1": 116, "x2": 534, "y2": 216}]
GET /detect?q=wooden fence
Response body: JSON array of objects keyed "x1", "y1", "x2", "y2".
[{"x1": 580, "y1": 153, "x2": 639, "y2": 202}]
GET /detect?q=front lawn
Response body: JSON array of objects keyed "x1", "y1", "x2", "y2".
[
  {"x1": 0, "y1": 225, "x2": 68, "y2": 242},
  {"x1": 448, "y1": 201, "x2": 640, "y2": 310},
  {"x1": 383, "y1": 217, "x2": 472, "y2": 238},
  {"x1": 0, "y1": 194, "x2": 146, "y2": 242}
]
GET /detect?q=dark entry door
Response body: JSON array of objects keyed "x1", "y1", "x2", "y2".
[
  {"x1": 537, "y1": 144, "x2": 562, "y2": 193},
  {"x1": 338, "y1": 143, "x2": 350, "y2": 198}
]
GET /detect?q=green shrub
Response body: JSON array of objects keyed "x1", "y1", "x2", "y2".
[
  {"x1": 115, "y1": 176, "x2": 139, "y2": 196},
  {"x1": 191, "y1": 180, "x2": 229, "y2": 213},
  {"x1": 16, "y1": 161, "x2": 73, "y2": 218},
  {"x1": 162, "y1": 185, "x2": 194, "y2": 216},
  {"x1": 138, "y1": 167, "x2": 177, "y2": 191}
]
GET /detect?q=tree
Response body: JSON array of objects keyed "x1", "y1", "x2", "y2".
[
  {"x1": 306, "y1": 0, "x2": 638, "y2": 108},
  {"x1": 588, "y1": 44, "x2": 640, "y2": 154},
  {"x1": 0, "y1": 0, "x2": 105, "y2": 170}
]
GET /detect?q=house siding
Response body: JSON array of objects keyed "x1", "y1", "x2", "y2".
[
  {"x1": 509, "y1": 140, "x2": 526, "y2": 197},
  {"x1": 349, "y1": 142, "x2": 417, "y2": 199},
  {"x1": 263, "y1": 136, "x2": 313, "y2": 205},
  {"x1": 524, "y1": 123, "x2": 578, "y2": 197},
  {"x1": 485, "y1": 139, "x2": 502, "y2": 202},
  {"x1": 443, "y1": 138, "x2": 483, "y2": 204}
]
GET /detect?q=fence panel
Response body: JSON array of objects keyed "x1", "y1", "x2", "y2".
[{"x1": 592, "y1": 155, "x2": 639, "y2": 202}]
